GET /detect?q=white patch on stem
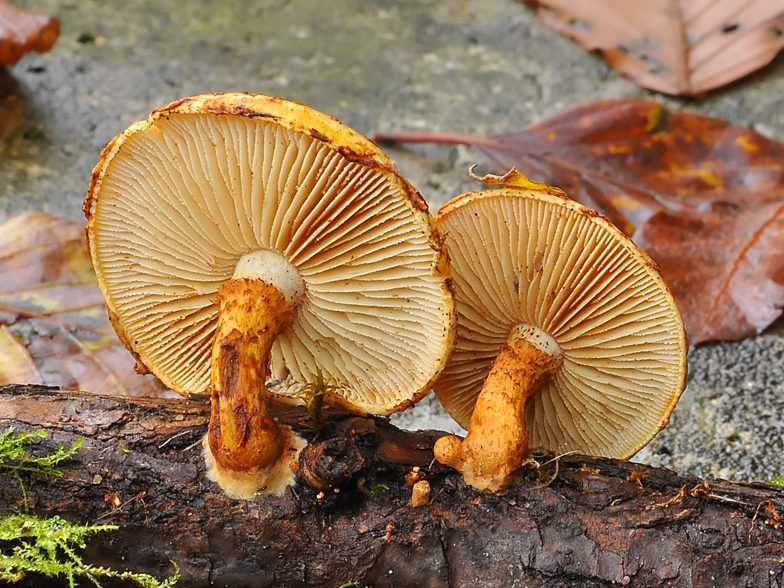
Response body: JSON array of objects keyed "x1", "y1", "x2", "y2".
[
  {"x1": 233, "y1": 250, "x2": 305, "y2": 305},
  {"x1": 511, "y1": 324, "x2": 561, "y2": 358}
]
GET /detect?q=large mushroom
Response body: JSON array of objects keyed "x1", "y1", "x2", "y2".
[
  {"x1": 84, "y1": 93, "x2": 455, "y2": 499},
  {"x1": 433, "y1": 169, "x2": 688, "y2": 493}
]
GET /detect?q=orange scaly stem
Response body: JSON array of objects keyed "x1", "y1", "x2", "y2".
[
  {"x1": 434, "y1": 329, "x2": 560, "y2": 493},
  {"x1": 205, "y1": 278, "x2": 304, "y2": 498}
]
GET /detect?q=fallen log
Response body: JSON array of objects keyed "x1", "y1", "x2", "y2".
[{"x1": 1, "y1": 384, "x2": 783, "y2": 588}]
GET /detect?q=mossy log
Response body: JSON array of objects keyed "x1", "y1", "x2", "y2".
[{"x1": 1, "y1": 384, "x2": 784, "y2": 588}]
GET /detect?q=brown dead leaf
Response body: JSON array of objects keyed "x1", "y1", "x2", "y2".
[
  {"x1": 522, "y1": 0, "x2": 784, "y2": 95},
  {"x1": 0, "y1": 211, "x2": 174, "y2": 397},
  {"x1": 375, "y1": 99, "x2": 784, "y2": 344},
  {"x1": 0, "y1": 2, "x2": 59, "y2": 66}
]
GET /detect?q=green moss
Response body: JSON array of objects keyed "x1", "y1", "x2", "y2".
[
  {"x1": 0, "y1": 428, "x2": 179, "y2": 587},
  {"x1": 0, "y1": 428, "x2": 82, "y2": 509},
  {"x1": 769, "y1": 476, "x2": 784, "y2": 487},
  {"x1": 356, "y1": 477, "x2": 389, "y2": 496},
  {"x1": 294, "y1": 369, "x2": 340, "y2": 426},
  {"x1": 0, "y1": 513, "x2": 179, "y2": 587},
  {"x1": 0, "y1": 428, "x2": 81, "y2": 478}
]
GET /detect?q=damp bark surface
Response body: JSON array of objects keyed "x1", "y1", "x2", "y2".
[{"x1": 1, "y1": 384, "x2": 783, "y2": 588}]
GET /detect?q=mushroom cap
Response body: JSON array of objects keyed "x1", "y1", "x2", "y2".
[
  {"x1": 84, "y1": 93, "x2": 455, "y2": 415},
  {"x1": 433, "y1": 184, "x2": 688, "y2": 459}
]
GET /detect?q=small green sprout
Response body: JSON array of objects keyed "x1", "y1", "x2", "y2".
[
  {"x1": 294, "y1": 368, "x2": 340, "y2": 425},
  {"x1": 356, "y1": 477, "x2": 389, "y2": 496}
]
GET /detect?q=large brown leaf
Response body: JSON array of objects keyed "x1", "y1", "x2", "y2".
[
  {"x1": 0, "y1": 211, "x2": 173, "y2": 396},
  {"x1": 375, "y1": 99, "x2": 784, "y2": 344},
  {"x1": 522, "y1": 0, "x2": 784, "y2": 95},
  {"x1": 0, "y1": 2, "x2": 59, "y2": 67}
]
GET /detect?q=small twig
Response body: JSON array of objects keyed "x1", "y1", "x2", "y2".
[
  {"x1": 158, "y1": 431, "x2": 191, "y2": 449},
  {"x1": 749, "y1": 500, "x2": 769, "y2": 543},
  {"x1": 701, "y1": 492, "x2": 754, "y2": 508},
  {"x1": 98, "y1": 491, "x2": 147, "y2": 520},
  {"x1": 372, "y1": 130, "x2": 502, "y2": 148},
  {"x1": 646, "y1": 484, "x2": 689, "y2": 511},
  {"x1": 182, "y1": 439, "x2": 203, "y2": 452},
  {"x1": 539, "y1": 450, "x2": 578, "y2": 466}
]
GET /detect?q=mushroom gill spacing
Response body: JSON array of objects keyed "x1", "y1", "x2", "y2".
[{"x1": 90, "y1": 112, "x2": 451, "y2": 413}]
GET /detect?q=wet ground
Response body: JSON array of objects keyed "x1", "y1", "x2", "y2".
[{"x1": 4, "y1": 0, "x2": 784, "y2": 482}]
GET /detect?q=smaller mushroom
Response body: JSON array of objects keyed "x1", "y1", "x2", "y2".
[
  {"x1": 410, "y1": 480, "x2": 431, "y2": 507},
  {"x1": 432, "y1": 168, "x2": 688, "y2": 493},
  {"x1": 404, "y1": 466, "x2": 425, "y2": 488}
]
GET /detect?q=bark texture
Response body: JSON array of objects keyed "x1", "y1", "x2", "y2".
[{"x1": 1, "y1": 384, "x2": 783, "y2": 588}]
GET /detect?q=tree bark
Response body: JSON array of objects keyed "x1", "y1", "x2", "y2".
[{"x1": 1, "y1": 384, "x2": 783, "y2": 588}]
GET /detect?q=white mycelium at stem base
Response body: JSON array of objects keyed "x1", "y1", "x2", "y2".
[
  {"x1": 204, "y1": 250, "x2": 307, "y2": 499},
  {"x1": 434, "y1": 324, "x2": 562, "y2": 494}
]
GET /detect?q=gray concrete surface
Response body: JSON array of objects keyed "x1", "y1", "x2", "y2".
[{"x1": 3, "y1": 0, "x2": 784, "y2": 482}]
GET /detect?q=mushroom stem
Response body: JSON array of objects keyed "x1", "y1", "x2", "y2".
[
  {"x1": 434, "y1": 325, "x2": 560, "y2": 493},
  {"x1": 205, "y1": 277, "x2": 305, "y2": 499}
]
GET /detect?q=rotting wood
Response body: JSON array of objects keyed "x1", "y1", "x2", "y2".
[{"x1": 1, "y1": 384, "x2": 783, "y2": 588}]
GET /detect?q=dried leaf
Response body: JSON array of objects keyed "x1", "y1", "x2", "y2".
[
  {"x1": 0, "y1": 325, "x2": 41, "y2": 385},
  {"x1": 634, "y1": 201, "x2": 784, "y2": 342},
  {"x1": 375, "y1": 99, "x2": 784, "y2": 343},
  {"x1": 523, "y1": 0, "x2": 784, "y2": 95},
  {"x1": 0, "y1": 2, "x2": 60, "y2": 66},
  {"x1": 0, "y1": 211, "x2": 173, "y2": 397}
]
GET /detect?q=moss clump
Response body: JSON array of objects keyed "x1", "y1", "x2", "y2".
[
  {"x1": 0, "y1": 513, "x2": 179, "y2": 587},
  {"x1": 0, "y1": 427, "x2": 81, "y2": 477},
  {"x1": 0, "y1": 427, "x2": 179, "y2": 587}
]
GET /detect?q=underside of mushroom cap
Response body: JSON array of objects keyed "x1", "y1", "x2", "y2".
[
  {"x1": 85, "y1": 93, "x2": 455, "y2": 415},
  {"x1": 433, "y1": 185, "x2": 688, "y2": 460}
]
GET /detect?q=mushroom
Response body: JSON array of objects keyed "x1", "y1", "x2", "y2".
[
  {"x1": 410, "y1": 479, "x2": 431, "y2": 507},
  {"x1": 432, "y1": 169, "x2": 688, "y2": 493},
  {"x1": 84, "y1": 93, "x2": 455, "y2": 498}
]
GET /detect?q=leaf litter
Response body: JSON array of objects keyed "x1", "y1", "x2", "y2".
[
  {"x1": 0, "y1": 1, "x2": 59, "y2": 67},
  {"x1": 0, "y1": 211, "x2": 173, "y2": 397},
  {"x1": 520, "y1": 0, "x2": 784, "y2": 95}
]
